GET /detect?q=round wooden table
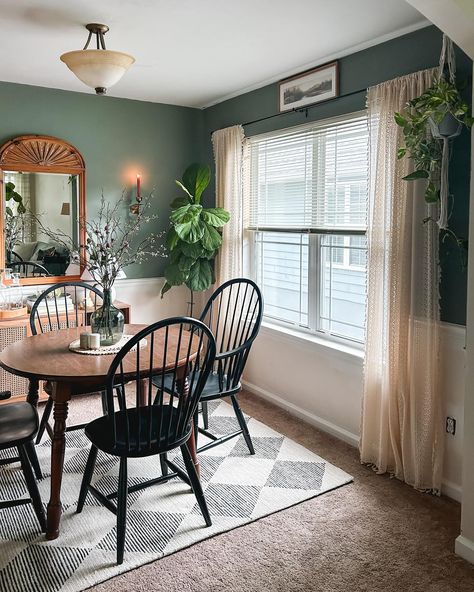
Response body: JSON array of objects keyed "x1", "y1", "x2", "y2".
[{"x1": 0, "y1": 324, "x2": 200, "y2": 540}]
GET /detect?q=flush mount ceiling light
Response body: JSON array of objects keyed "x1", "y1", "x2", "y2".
[{"x1": 60, "y1": 23, "x2": 135, "y2": 95}]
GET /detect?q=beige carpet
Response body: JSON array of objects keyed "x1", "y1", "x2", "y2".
[{"x1": 63, "y1": 391, "x2": 474, "y2": 592}]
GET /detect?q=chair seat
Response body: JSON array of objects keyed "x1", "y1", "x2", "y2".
[
  {"x1": 0, "y1": 403, "x2": 38, "y2": 449},
  {"x1": 85, "y1": 405, "x2": 191, "y2": 457},
  {"x1": 152, "y1": 371, "x2": 240, "y2": 402}
]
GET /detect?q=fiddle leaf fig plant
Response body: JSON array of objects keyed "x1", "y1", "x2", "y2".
[{"x1": 161, "y1": 163, "x2": 230, "y2": 298}]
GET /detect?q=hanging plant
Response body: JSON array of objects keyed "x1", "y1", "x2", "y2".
[
  {"x1": 161, "y1": 163, "x2": 230, "y2": 304},
  {"x1": 394, "y1": 36, "x2": 473, "y2": 233}
]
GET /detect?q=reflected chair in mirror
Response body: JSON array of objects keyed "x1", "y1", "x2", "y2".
[
  {"x1": 0, "y1": 391, "x2": 46, "y2": 533},
  {"x1": 154, "y1": 278, "x2": 263, "y2": 455},
  {"x1": 9, "y1": 261, "x2": 50, "y2": 278},
  {"x1": 76, "y1": 317, "x2": 216, "y2": 565},
  {"x1": 29, "y1": 281, "x2": 106, "y2": 444}
]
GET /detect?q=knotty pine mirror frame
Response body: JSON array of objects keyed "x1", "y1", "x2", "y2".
[{"x1": 0, "y1": 135, "x2": 86, "y2": 285}]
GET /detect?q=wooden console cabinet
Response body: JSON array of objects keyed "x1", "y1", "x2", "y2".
[{"x1": 0, "y1": 300, "x2": 130, "y2": 403}]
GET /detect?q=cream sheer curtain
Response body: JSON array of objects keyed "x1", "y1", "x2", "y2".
[
  {"x1": 211, "y1": 125, "x2": 245, "y2": 285},
  {"x1": 360, "y1": 68, "x2": 444, "y2": 493}
]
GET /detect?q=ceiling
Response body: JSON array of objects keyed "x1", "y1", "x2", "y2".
[{"x1": 0, "y1": 0, "x2": 428, "y2": 108}]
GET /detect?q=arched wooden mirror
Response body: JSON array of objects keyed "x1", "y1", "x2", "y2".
[{"x1": 0, "y1": 135, "x2": 86, "y2": 285}]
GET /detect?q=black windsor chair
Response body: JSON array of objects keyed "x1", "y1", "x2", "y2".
[
  {"x1": 29, "y1": 281, "x2": 107, "y2": 444},
  {"x1": 76, "y1": 316, "x2": 216, "y2": 565},
  {"x1": 154, "y1": 278, "x2": 263, "y2": 455},
  {"x1": 0, "y1": 391, "x2": 46, "y2": 532}
]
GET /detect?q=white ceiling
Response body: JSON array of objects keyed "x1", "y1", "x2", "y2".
[{"x1": 0, "y1": 0, "x2": 428, "y2": 108}]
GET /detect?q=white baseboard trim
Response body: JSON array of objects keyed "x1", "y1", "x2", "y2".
[
  {"x1": 441, "y1": 479, "x2": 462, "y2": 503},
  {"x1": 456, "y1": 535, "x2": 474, "y2": 564},
  {"x1": 243, "y1": 379, "x2": 463, "y2": 502},
  {"x1": 242, "y1": 379, "x2": 360, "y2": 448}
]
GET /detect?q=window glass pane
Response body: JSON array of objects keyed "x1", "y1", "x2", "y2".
[
  {"x1": 254, "y1": 231, "x2": 309, "y2": 326},
  {"x1": 320, "y1": 235, "x2": 367, "y2": 341}
]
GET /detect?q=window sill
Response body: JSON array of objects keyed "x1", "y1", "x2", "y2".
[{"x1": 259, "y1": 320, "x2": 365, "y2": 362}]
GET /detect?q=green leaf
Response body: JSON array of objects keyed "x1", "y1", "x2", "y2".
[
  {"x1": 175, "y1": 180, "x2": 193, "y2": 199},
  {"x1": 170, "y1": 196, "x2": 191, "y2": 209},
  {"x1": 166, "y1": 227, "x2": 179, "y2": 251},
  {"x1": 201, "y1": 207, "x2": 230, "y2": 227},
  {"x1": 5, "y1": 206, "x2": 13, "y2": 217},
  {"x1": 170, "y1": 204, "x2": 201, "y2": 225},
  {"x1": 182, "y1": 164, "x2": 211, "y2": 204},
  {"x1": 178, "y1": 254, "x2": 195, "y2": 272},
  {"x1": 425, "y1": 182, "x2": 439, "y2": 203},
  {"x1": 175, "y1": 218, "x2": 205, "y2": 243},
  {"x1": 397, "y1": 148, "x2": 407, "y2": 160},
  {"x1": 402, "y1": 169, "x2": 429, "y2": 181},
  {"x1": 17, "y1": 204, "x2": 26, "y2": 214},
  {"x1": 186, "y1": 258, "x2": 213, "y2": 292},
  {"x1": 394, "y1": 112, "x2": 407, "y2": 127},
  {"x1": 164, "y1": 262, "x2": 188, "y2": 286},
  {"x1": 180, "y1": 241, "x2": 205, "y2": 259},
  {"x1": 201, "y1": 223, "x2": 222, "y2": 252},
  {"x1": 160, "y1": 281, "x2": 172, "y2": 298}
]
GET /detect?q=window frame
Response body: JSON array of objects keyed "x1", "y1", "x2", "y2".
[{"x1": 245, "y1": 111, "x2": 368, "y2": 346}]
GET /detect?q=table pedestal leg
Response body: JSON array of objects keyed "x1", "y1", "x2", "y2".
[{"x1": 46, "y1": 382, "x2": 71, "y2": 540}]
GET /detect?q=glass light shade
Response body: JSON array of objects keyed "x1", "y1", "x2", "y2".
[{"x1": 60, "y1": 49, "x2": 135, "y2": 93}]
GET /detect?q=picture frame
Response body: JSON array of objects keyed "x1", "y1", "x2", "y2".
[{"x1": 278, "y1": 61, "x2": 339, "y2": 113}]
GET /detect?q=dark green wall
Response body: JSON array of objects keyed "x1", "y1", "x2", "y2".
[
  {"x1": 0, "y1": 81, "x2": 203, "y2": 278},
  {"x1": 202, "y1": 25, "x2": 472, "y2": 326}
]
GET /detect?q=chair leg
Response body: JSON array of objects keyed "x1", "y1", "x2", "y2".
[
  {"x1": 159, "y1": 453, "x2": 168, "y2": 477},
  {"x1": 231, "y1": 395, "x2": 255, "y2": 455},
  {"x1": 36, "y1": 397, "x2": 53, "y2": 444},
  {"x1": 181, "y1": 443, "x2": 211, "y2": 527},
  {"x1": 193, "y1": 410, "x2": 199, "y2": 448},
  {"x1": 17, "y1": 445, "x2": 46, "y2": 532},
  {"x1": 24, "y1": 440, "x2": 42, "y2": 480},
  {"x1": 77, "y1": 445, "x2": 98, "y2": 513},
  {"x1": 100, "y1": 390, "x2": 108, "y2": 415},
  {"x1": 116, "y1": 457, "x2": 128, "y2": 565},
  {"x1": 201, "y1": 401, "x2": 209, "y2": 430}
]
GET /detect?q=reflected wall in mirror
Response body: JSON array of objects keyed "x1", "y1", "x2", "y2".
[
  {"x1": 5, "y1": 172, "x2": 79, "y2": 278},
  {"x1": 0, "y1": 135, "x2": 86, "y2": 285}
]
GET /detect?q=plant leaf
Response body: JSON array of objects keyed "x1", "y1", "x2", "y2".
[
  {"x1": 175, "y1": 180, "x2": 193, "y2": 199},
  {"x1": 180, "y1": 241, "x2": 205, "y2": 259},
  {"x1": 186, "y1": 258, "x2": 213, "y2": 292},
  {"x1": 403, "y1": 169, "x2": 429, "y2": 181},
  {"x1": 170, "y1": 204, "x2": 201, "y2": 225},
  {"x1": 425, "y1": 182, "x2": 439, "y2": 203},
  {"x1": 170, "y1": 196, "x2": 191, "y2": 209},
  {"x1": 160, "y1": 281, "x2": 172, "y2": 298},
  {"x1": 166, "y1": 227, "x2": 179, "y2": 251},
  {"x1": 175, "y1": 218, "x2": 205, "y2": 243},
  {"x1": 182, "y1": 164, "x2": 211, "y2": 203},
  {"x1": 201, "y1": 207, "x2": 230, "y2": 227},
  {"x1": 394, "y1": 112, "x2": 407, "y2": 127},
  {"x1": 201, "y1": 223, "x2": 222, "y2": 252},
  {"x1": 397, "y1": 148, "x2": 407, "y2": 160},
  {"x1": 164, "y1": 262, "x2": 188, "y2": 286}
]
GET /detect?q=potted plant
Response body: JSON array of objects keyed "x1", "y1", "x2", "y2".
[
  {"x1": 395, "y1": 36, "x2": 473, "y2": 231},
  {"x1": 161, "y1": 163, "x2": 230, "y2": 312}
]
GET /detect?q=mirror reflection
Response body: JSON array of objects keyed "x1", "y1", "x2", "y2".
[{"x1": 4, "y1": 172, "x2": 79, "y2": 278}]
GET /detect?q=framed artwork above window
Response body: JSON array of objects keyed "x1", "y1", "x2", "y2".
[{"x1": 278, "y1": 61, "x2": 339, "y2": 113}]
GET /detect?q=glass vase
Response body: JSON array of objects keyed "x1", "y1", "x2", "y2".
[{"x1": 90, "y1": 287, "x2": 124, "y2": 346}]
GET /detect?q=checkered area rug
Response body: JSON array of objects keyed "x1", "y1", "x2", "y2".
[{"x1": 0, "y1": 401, "x2": 352, "y2": 592}]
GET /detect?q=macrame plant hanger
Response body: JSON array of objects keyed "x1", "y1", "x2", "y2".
[{"x1": 435, "y1": 35, "x2": 459, "y2": 230}]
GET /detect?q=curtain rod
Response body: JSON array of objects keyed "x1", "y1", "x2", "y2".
[{"x1": 210, "y1": 87, "x2": 368, "y2": 135}]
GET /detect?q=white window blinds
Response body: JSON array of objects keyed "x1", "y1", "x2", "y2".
[{"x1": 248, "y1": 113, "x2": 368, "y2": 232}]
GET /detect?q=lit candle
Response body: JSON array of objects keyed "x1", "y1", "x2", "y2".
[{"x1": 136, "y1": 173, "x2": 141, "y2": 200}]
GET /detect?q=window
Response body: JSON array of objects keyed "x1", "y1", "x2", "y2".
[{"x1": 247, "y1": 112, "x2": 368, "y2": 343}]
